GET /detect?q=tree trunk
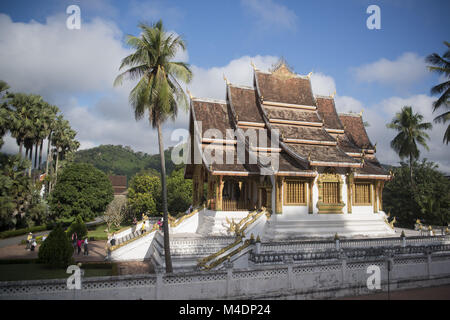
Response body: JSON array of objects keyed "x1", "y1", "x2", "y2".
[
  {"x1": 55, "y1": 151, "x2": 59, "y2": 182},
  {"x1": 19, "y1": 142, "x2": 23, "y2": 157},
  {"x1": 28, "y1": 145, "x2": 32, "y2": 177},
  {"x1": 409, "y1": 153, "x2": 414, "y2": 187},
  {"x1": 34, "y1": 142, "x2": 38, "y2": 171},
  {"x1": 38, "y1": 140, "x2": 43, "y2": 171},
  {"x1": 157, "y1": 120, "x2": 173, "y2": 273},
  {"x1": 46, "y1": 133, "x2": 51, "y2": 176}
]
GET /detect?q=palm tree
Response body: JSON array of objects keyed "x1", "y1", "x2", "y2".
[
  {"x1": 387, "y1": 106, "x2": 432, "y2": 186},
  {"x1": 0, "y1": 80, "x2": 10, "y2": 148},
  {"x1": 426, "y1": 41, "x2": 450, "y2": 144},
  {"x1": 114, "y1": 20, "x2": 192, "y2": 273}
]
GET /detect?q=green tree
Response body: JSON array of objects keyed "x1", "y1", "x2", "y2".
[
  {"x1": 0, "y1": 153, "x2": 32, "y2": 230},
  {"x1": 383, "y1": 160, "x2": 450, "y2": 229},
  {"x1": 386, "y1": 106, "x2": 432, "y2": 186},
  {"x1": 426, "y1": 41, "x2": 450, "y2": 144},
  {"x1": 0, "y1": 80, "x2": 11, "y2": 148},
  {"x1": 114, "y1": 20, "x2": 192, "y2": 272},
  {"x1": 38, "y1": 225, "x2": 73, "y2": 268},
  {"x1": 67, "y1": 215, "x2": 88, "y2": 240},
  {"x1": 49, "y1": 163, "x2": 113, "y2": 221},
  {"x1": 127, "y1": 174, "x2": 161, "y2": 217},
  {"x1": 167, "y1": 168, "x2": 192, "y2": 214}
]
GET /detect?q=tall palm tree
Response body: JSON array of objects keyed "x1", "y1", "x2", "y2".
[
  {"x1": 387, "y1": 106, "x2": 432, "y2": 186},
  {"x1": 426, "y1": 41, "x2": 450, "y2": 144},
  {"x1": 114, "y1": 20, "x2": 192, "y2": 273},
  {"x1": 0, "y1": 80, "x2": 10, "y2": 148}
]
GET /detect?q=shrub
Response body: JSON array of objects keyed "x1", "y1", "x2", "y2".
[
  {"x1": 49, "y1": 163, "x2": 114, "y2": 221},
  {"x1": 66, "y1": 215, "x2": 87, "y2": 240},
  {"x1": 38, "y1": 225, "x2": 74, "y2": 268}
]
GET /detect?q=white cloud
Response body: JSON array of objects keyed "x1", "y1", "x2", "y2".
[
  {"x1": 352, "y1": 52, "x2": 429, "y2": 88},
  {"x1": 241, "y1": 0, "x2": 298, "y2": 31},
  {"x1": 0, "y1": 13, "x2": 130, "y2": 97},
  {"x1": 189, "y1": 55, "x2": 278, "y2": 99},
  {"x1": 310, "y1": 72, "x2": 336, "y2": 97},
  {"x1": 335, "y1": 96, "x2": 364, "y2": 113}
]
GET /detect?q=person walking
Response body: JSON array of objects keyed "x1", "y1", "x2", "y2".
[
  {"x1": 26, "y1": 232, "x2": 33, "y2": 250},
  {"x1": 141, "y1": 221, "x2": 146, "y2": 235},
  {"x1": 30, "y1": 238, "x2": 37, "y2": 251},
  {"x1": 77, "y1": 238, "x2": 82, "y2": 255},
  {"x1": 72, "y1": 232, "x2": 78, "y2": 251},
  {"x1": 83, "y1": 237, "x2": 89, "y2": 256}
]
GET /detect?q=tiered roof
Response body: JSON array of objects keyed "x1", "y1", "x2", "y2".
[{"x1": 186, "y1": 62, "x2": 387, "y2": 179}]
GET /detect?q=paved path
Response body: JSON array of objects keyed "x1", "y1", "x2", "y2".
[
  {"x1": 0, "y1": 241, "x2": 108, "y2": 262},
  {"x1": 340, "y1": 285, "x2": 450, "y2": 300},
  {"x1": 0, "y1": 231, "x2": 48, "y2": 249}
]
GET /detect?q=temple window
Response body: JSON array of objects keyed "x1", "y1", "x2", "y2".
[
  {"x1": 284, "y1": 180, "x2": 306, "y2": 205},
  {"x1": 354, "y1": 182, "x2": 372, "y2": 205},
  {"x1": 323, "y1": 182, "x2": 340, "y2": 204}
]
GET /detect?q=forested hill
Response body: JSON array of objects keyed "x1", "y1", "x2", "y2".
[{"x1": 73, "y1": 144, "x2": 180, "y2": 182}]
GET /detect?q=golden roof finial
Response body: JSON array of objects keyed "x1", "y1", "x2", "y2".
[
  {"x1": 186, "y1": 89, "x2": 193, "y2": 100},
  {"x1": 251, "y1": 60, "x2": 257, "y2": 71},
  {"x1": 307, "y1": 71, "x2": 313, "y2": 79},
  {"x1": 331, "y1": 90, "x2": 336, "y2": 98},
  {"x1": 223, "y1": 74, "x2": 229, "y2": 85},
  {"x1": 307, "y1": 152, "x2": 311, "y2": 162},
  {"x1": 359, "y1": 110, "x2": 363, "y2": 117},
  {"x1": 373, "y1": 142, "x2": 377, "y2": 152}
]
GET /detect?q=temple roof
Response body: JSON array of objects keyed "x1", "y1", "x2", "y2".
[
  {"x1": 316, "y1": 96, "x2": 344, "y2": 131},
  {"x1": 186, "y1": 60, "x2": 387, "y2": 177},
  {"x1": 228, "y1": 85, "x2": 264, "y2": 124},
  {"x1": 255, "y1": 66, "x2": 315, "y2": 106},
  {"x1": 339, "y1": 113, "x2": 374, "y2": 150}
]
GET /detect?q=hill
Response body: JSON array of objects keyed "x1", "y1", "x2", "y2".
[{"x1": 73, "y1": 145, "x2": 180, "y2": 182}]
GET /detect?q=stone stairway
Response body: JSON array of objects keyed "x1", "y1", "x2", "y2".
[{"x1": 151, "y1": 231, "x2": 236, "y2": 271}]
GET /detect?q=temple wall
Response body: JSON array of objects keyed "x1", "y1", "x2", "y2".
[{"x1": 3, "y1": 253, "x2": 450, "y2": 300}]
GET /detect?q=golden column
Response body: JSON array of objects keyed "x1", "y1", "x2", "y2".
[
  {"x1": 308, "y1": 178, "x2": 314, "y2": 214},
  {"x1": 346, "y1": 173, "x2": 353, "y2": 214},
  {"x1": 275, "y1": 176, "x2": 283, "y2": 214},
  {"x1": 215, "y1": 175, "x2": 224, "y2": 211}
]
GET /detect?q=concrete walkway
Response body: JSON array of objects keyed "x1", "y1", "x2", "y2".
[
  {"x1": 0, "y1": 216, "x2": 105, "y2": 249},
  {"x1": 0, "y1": 241, "x2": 108, "y2": 262}
]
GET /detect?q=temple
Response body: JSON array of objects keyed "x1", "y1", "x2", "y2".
[
  {"x1": 184, "y1": 61, "x2": 394, "y2": 239},
  {"x1": 108, "y1": 61, "x2": 396, "y2": 270}
]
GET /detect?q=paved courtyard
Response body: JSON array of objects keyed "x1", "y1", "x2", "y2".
[{"x1": 0, "y1": 241, "x2": 108, "y2": 262}]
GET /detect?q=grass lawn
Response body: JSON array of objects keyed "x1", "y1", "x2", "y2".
[
  {"x1": 87, "y1": 223, "x2": 131, "y2": 240},
  {"x1": 0, "y1": 263, "x2": 113, "y2": 281}
]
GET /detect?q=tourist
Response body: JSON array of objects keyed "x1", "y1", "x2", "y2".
[
  {"x1": 77, "y1": 238, "x2": 82, "y2": 255},
  {"x1": 30, "y1": 238, "x2": 37, "y2": 251},
  {"x1": 141, "y1": 221, "x2": 146, "y2": 235},
  {"x1": 110, "y1": 233, "x2": 116, "y2": 246},
  {"x1": 83, "y1": 238, "x2": 89, "y2": 256},
  {"x1": 72, "y1": 232, "x2": 78, "y2": 250},
  {"x1": 26, "y1": 232, "x2": 33, "y2": 250},
  {"x1": 157, "y1": 219, "x2": 162, "y2": 230}
]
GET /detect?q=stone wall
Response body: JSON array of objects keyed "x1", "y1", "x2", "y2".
[{"x1": 1, "y1": 252, "x2": 450, "y2": 300}]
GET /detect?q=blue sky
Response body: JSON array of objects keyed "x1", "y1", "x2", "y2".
[{"x1": 0, "y1": 0, "x2": 449, "y2": 171}]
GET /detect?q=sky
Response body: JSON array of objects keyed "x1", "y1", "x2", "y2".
[{"x1": 0, "y1": 0, "x2": 449, "y2": 172}]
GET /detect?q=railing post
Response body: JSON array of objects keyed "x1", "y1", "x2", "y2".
[
  {"x1": 285, "y1": 256, "x2": 294, "y2": 290},
  {"x1": 225, "y1": 260, "x2": 233, "y2": 298},
  {"x1": 426, "y1": 249, "x2": 432, "y2": 280},
  {"x1": 155, "y1": 266, "x2": 164, "y2": 300},
  {"x1": 340, "y1": 251, "x2": 347, "y2": 286}
]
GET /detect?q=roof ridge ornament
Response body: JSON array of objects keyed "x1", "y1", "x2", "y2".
[
  {"x1": 331, "y1": 90, "x2": 336, "y2": 98},
  {"x1": 250, "y1": 60, "x2": 258, "y2": 71},
  {"x1": 186, "y1": 88, "x2": 193, "y2": 100},
  {"x1": 223, "y1": 74, "x2": 229, "y2": 85},
  {"x1": 359, "y1": 110, "x2": 363, "y2": 117},
  {"x1": 307, "y1": 71, "x2": 313, "y2": 79}
]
